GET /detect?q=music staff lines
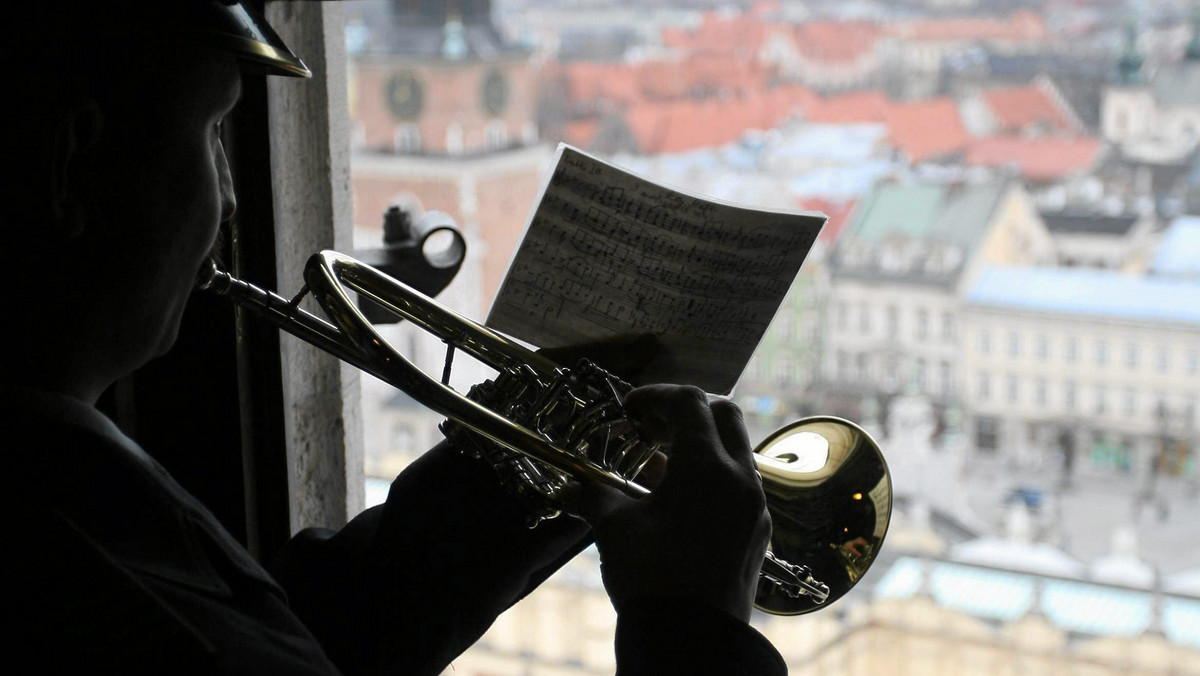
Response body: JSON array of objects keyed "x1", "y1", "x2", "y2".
[{"x1": 487, "y1": 144, "x2": 825, "y2": 394}]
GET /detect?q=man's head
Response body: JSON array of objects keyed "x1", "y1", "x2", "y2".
[{"x1": 5, "y1": 2, "x2": 306, "y2": 402}]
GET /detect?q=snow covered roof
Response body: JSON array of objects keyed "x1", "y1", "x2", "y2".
[
  {"x1": 788, "y1": 161, "x2": 894, "y2": 201},
  {"x1": 1089, "y1": 555, "x2": 1157, "y2": 590},
  {"x1": 876, "y1": 556, "x2": 1200, "y2": 647},
  {"x1": 1150, "y1": 215, "x2": 1200, "y2": 277},
  {"x1": 1166, "y1": 568, "x2": 1200, "y2": 596},
  {"x1": 968, "y1": 266, "x2": 1200, "y2": 326},
  {"x1": 950, "y1": 537, "x2": 1085, "y2": 577},
  {"x1": 768, "y1": 123, "x2": 889, "y2": 164}
]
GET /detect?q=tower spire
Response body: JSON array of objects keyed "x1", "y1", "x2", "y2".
[{"x1": 1117, "y1": 21, "x2": 1146, "y2": 85}]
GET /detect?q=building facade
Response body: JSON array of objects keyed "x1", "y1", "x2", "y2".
[
  {"x1": 962, "y1": 267, "x2": 1200, "y2": 476},
  {"x1": 820, "y1": 180, "x2": 1054, "y2": 430}
]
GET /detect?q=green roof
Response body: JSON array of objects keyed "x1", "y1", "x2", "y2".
[
  {"x1": 833, "y1": 181, "x2": 1010, "y2": 286},
  {"x1": 844, "y1": 181, "x2": 1007, "y2": 251}
]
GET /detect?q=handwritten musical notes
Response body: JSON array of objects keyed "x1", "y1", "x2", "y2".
[{"x1": 486, "y1": 144, "x2": 825, "y2": 395}]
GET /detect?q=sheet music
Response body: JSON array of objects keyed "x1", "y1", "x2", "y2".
[{"x1": 487, "y1": 144, "x2": 826, "y2": 395}]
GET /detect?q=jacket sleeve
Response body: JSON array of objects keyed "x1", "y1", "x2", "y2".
[
  {"x1": 615, "y1": 597, "x2": 788, "y2": 675},
  {"x1": 271, "y1": 440, "x2": 592, "y2": 676}
]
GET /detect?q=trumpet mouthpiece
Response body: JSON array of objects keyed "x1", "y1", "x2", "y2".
[{"x1": 195, "y1": 258, "x2": 228, "y2": 293}]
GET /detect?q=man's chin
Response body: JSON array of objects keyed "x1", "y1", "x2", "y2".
[{"x1": 149, "y1": 301, "x2": 191, "y2": 361}]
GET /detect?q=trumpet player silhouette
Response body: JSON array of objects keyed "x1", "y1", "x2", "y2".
[{"x1": 2, "y1": 2, "x2": 784, "y2": 674}]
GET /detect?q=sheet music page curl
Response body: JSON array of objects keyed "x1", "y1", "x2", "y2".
[{"x1": 487, "y1": 145, "x2": 826, "y2": 395}]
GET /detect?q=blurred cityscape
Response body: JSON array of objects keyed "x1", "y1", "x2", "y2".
[{"x1": 343, "y1": 0, "x2": 1200, "y2": 673}]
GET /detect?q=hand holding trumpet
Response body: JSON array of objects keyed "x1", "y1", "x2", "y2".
[{"x1": 563, "y1": 385, "x2": 772, "y2": 623}]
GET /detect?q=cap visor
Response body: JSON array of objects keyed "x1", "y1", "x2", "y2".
[{"x1": 203, "y1": 2, "x2": 311, "y2": 78}]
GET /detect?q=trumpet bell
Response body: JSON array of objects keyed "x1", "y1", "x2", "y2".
[{"x1": 753, "y1": 417, "x2": 891, "y2": 615}]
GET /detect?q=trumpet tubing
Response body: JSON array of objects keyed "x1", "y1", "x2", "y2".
[{"x1": 199, "y1": 251, "x2": 891, "y2": 616}]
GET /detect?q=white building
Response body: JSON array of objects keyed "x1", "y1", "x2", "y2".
[
  {"x1": 1040, "y1": 210, "x2": 1158, "y2": 271},
  {"x1": 963, "y1": 266, "x2": 1200, "y2": 475},
  {"x1": 822, "y1": 179, "x2": 1054, "y2": 424}
]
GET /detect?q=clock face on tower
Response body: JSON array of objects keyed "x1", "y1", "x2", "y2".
[
  {"x1": 386, "y1": 70, "x2": 424, "y2": 120},
  {"x1": 481, "y1": 69, "x2": 509, "y2": 117}
]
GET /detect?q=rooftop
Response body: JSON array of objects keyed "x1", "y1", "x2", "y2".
[
  {"x1": 660, "y1": 12, "x2": 779, "y2": 58},
  {"x1": 981, "y1": 83, "x2": 1079, "y2": 134},
  {"x1": 620, "y1": 89, "x2": 808, "y2": 154},
  {"x1": 887, "y1": 9, "x2": 1049, "y2": 44},
  {"x1": 967, "y1": 266, "x2": 1200, "y2": 326},
  {"x1": 793, "y1": 20, "x2": 880, "y2": 64},
  {"x1": 1150, "y1": 215, "x2": 1200, "y2": 276},
  {"x1": 802, "y1": 93, "x2": 969, "y2": 164},
  {"x1": 804, "y1": 90, "x2": 891, "y2": 124},
  {"x1": 767, "y1": 122, "x2": 889, "y2": 164},
  {"x1": 348, "y1": 0, "x2": 525, "y2": 60},
  {"x1": 1040, "y1": 211, "x2": 1140, "y2": 236},
  {"x1": 876, "y1": 556, "x2": 1200, "y2": 647},
  {"x1": 786, "y1": 161, "x2": 895, "y2": 201},
  {"x1": 558, "y1": 57, "x2": 773, "y2": 107},
  {"x1": 833, "y1": 181, "x2": 1009, "y2": 283},
  {"x1": 965, "y1": 136, "x2": 1103, "y2": 182},
  {"x1": 842, "y1": 181, "x2": 1007, "y2": 249},
  {"x1": 796, "y1": 197, "x2": 857, "y2": 245},
  {"x1": 886, "y1": 98, "x2": 969, "y2": 163}
]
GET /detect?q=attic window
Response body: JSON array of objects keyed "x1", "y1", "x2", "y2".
[
  {"x1": 840, "y1": 240, "x2": 869, "y2": 267},
  {"x1": 924, "y1": 248, "x2": 945, "y2": 274},
  {"x1": 880, "y1": 246, "x2": 906, "y2": 273}
]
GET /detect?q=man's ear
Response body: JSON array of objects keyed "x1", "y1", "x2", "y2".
[{"x1": 47, "y1": 100, "x2": 105, "y2": 242}]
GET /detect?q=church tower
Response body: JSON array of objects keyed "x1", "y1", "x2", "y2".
[
  {"x1": 347, "y1": 0, "x2": 551, "y2": 306},
  {"x1": 1102, "y1": 16, "x2": 1200, "y2": 155},
  {"x1": 1101, "y1": 21, "x2": 1153, "y2": 148},
  {"x1": 346, "y1": 1, "x2": 555, "y2": 479}
]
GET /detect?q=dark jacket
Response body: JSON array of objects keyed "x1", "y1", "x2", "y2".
[{"x1": 5, "y1": 387, "x2": 785, "y2": 675}]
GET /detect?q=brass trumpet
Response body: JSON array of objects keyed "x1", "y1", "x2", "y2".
[{"x1": 199, "y1": 251, "x2": 891, "y2": 616}]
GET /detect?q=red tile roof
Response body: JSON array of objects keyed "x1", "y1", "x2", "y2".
[
  {"x1": 622, "y1": 89, "x2": 810, "y2": 154},
  {"x1": 804, "y1": 90, "x2": 892, "y2": 124},
  {"x1": 559, "y1": 58, "x2": 769, "y2": 107},
  {"x1": 965, "y1": 136, "x2": 1103, "y2": 182},
  {"x1": 982, "y1": 83, "x2": 1078, "y2": 134},
  {"x1": 889, "y1": 9, "x2": 1048, "y2": 43},
  {"x1": 666, "y1": 55, "x2": 771, "y2": 95},
  {"x1": 750, "y1": 0, "x2": 782, "y2": 16},
  {"x1": 560, "y1": 62, "x2": 643, "y2": 106},
  {"x1": 794, "y1": 21, "x2": 880, "y2": 64},
  {"x1": 563, "y1": 119, "x2": 600, "y2": 149},
  {"x1": 662, "y1": 13, "x2": 773, "y2": 57},
  {"x1": 886, "y1": 97, "x2": 969, "y2": 162},
  {"x1": 764, "y1": 83, "x2": 821, "y2": 118},
  {"x1": 797, "y1": 198, "x2": 857, "y2": 245},
  {"x1": 802, "y1": 92, "x2": 968, "y2": 161}
]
